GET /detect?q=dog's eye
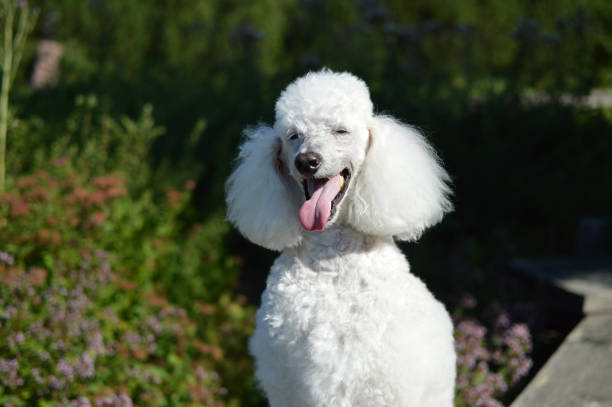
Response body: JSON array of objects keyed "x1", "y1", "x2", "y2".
[
  {"x1": 289, "y1": 132, "x2": 299, "y2": 141},
  {"x1": 334, "y1": 128, "x2": 349, "y2": 135}
]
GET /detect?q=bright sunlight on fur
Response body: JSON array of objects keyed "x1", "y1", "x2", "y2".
[{"x1": 226, "y1": 70, "x2": 455, "y2": 407}]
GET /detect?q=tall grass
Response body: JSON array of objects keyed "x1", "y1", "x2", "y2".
[{"x1": 0, "y1": 0, "x2": 37, "y2": 192}]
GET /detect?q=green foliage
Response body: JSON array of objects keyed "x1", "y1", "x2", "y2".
[
  {"x1": 18, "y1": 0, "x2": 611, "y2": 225},
  {"x1": 0, "y1": 106, "x2": 259, "y2": 406},
  {"x1": 8, "y1": 95, "x2": 164, "y2": 190}
]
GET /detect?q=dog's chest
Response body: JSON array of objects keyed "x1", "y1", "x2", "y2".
[
  {"x1": 257, "y1": 246, "x2": 411, "y2": 369},
  {"x1": 250, "y1": 242, "x2": 452, "y2": 406},
  {"x1": 269, "y1": 249, "x2": 396, "y2": 322}
]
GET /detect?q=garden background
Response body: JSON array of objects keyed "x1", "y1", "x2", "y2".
[{"x1": 1, "y1": 0, "x2": 611, "y2": 406}]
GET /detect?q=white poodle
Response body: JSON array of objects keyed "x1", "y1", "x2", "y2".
[{"x1": 226, "y1": 70, "x2": 456, "y2": 407}]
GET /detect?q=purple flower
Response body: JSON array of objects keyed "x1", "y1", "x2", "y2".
[
  {"x1": 456, "y1": 319, "x2": 487, "y2": 341},
  {"x1": 0, "y1": 251, "x2": 15, "y2": 265},
  {"x1": 0, "y1": 359, "x2": 19, "y2": 374},
  {"x1": 28, "y1": 320, "x2": 49, "y2": 340},
  {"x1": 51, "y1": 339, "x2": 66, "y2": 351},
  {"x1": 118, "y1": 393, "x2": 133, "y2": 407},
  {"x1": 36, "y1": 350, "x2": 50, "y2": 361},
  {"x1": 0, "y1": 359, "x2": 23, "y2": 387},
  {"x1": 503, "y1": 323, "x2": 532, "y2": 355},
  {"x1": 145, "y1": 315, "x2": 162, "y2": 334},
  {"x1": 87, "y1": 331, "x2": 106, "y2": 356},
  {"x1": 72, "y1": 397, "x2": 92, "y2": 407},
  {"x1": 76, "y1": 353, "x2": 95, "y2": 379},
  {"x1": 459, "y1": 293, "x2": 477, "y2": 309},
  {"x1": 57, "y1": 358, "x2": 74, "y2": 382},
  {"x1": 2, "y1": 305, "x2": 17, "y2": 319},
  {"x1": 465, "y1": 381, "x2": 503, "y2": 407},
  {"x1": 7, "y1": 331, "x2": 25, "y2": 347},
  {"x1": 454, "y1": 308, "x2": 533, "y2": 406},
  {"x1": 31, "y1": 368, "x2": 45, "y2": 385},
  {"x1": 97, "y1": 397, "x2": 113, "y2": 406},
  {"x1": 495, "y1": 312, "x2": 511, "y2": 330},
  {"x1": 510, "y1": 355, "x2": 533, "y2": 384},
  {"x1": 487, "y1": 373, "x2": 508, "y2": 393},
  {"x1": 95, "y1": 393, "x2": 133, "y2": 407},
  {"x1": 48, "y1": 375, "x2": 63, "y2": 390},
  {"x1": 456, "y1": 373, "x2": 469, "y2": 389},
  {"x1": 509, "y1": 324, "x2": 531, "y2": 344}
]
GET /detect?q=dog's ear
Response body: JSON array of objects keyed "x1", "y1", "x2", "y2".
[
  {"x1": 346, "y1": 115, "x2": 453, "y2": 241},
  {"x1": 226, "y1": 125, "x2": 303, "y2": 250}
]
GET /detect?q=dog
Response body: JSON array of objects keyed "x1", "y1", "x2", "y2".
[{"x1": 226, "y1": 70, "x2": 456, "y2": 406}]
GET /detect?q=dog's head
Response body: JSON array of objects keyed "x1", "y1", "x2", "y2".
[
  {"x1": 226, "y1": 70, "x2": 452, "y2": 251},
  {"x1": 274, "y1": 71, "x2": 372, "y2": 232}
]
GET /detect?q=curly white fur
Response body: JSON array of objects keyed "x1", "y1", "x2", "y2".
[{"x1": 226, "y1": 70, "x2": 456, "y2": 406}]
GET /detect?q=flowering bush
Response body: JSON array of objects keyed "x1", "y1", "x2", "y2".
[
  {"x1": 454, "y1": 296, "x2": 533, "y2": 407},
  {"x1": 0, "y1": 102, "x2": 258, "y2": 406},
  {"x1": 0, "y1": 164, "x2": 257, "y2": 406},
  {"x1": 0, "y1": 248, "x2": 224, "y2": 406}
]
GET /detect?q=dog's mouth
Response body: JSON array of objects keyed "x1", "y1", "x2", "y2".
[{"x1": 298, "y1": 168, "x2": 351, "y2": 231}]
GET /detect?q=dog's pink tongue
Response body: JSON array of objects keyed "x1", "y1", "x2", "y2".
[{"x1": 299, "y1": 174, "x2": 342, "y2": 231}]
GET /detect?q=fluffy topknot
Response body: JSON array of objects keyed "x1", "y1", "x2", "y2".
[{"x1": 274, "y1": 70, "x2": 374, "y2": 129}]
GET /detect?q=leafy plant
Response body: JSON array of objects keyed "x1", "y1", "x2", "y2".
[{"x1": 0, "y1": 102, "x2": 259, "y2": 406}]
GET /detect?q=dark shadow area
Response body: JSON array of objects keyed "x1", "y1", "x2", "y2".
[{"x1": 500, "y1": 265, "x2": 584, "y2": 404}]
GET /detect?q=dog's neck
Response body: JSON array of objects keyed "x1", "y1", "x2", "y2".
[{"x1": 297, "y1": 225, "x2": 390, "y2": 257}]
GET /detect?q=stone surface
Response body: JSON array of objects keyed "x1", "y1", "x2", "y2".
[
  {"x1": 584, "y1": 294, "x2": 612, "y2": 314},
  {"x1": 511, "y1": 257, "x2": 612, "y2": 407},
  {"x1": 512, "y1": 315, "x2": 612, "y2": 407},
  {"x1": 511, "y1": 258, "x2": 612, "y2": 304},
  {"x1": 31, "y1": 40, "x2": 64, "y2": 89}
]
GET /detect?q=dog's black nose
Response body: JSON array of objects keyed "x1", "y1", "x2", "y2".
[{"x1": 295, "y1": 152, "x2": 322, "y2": 177}]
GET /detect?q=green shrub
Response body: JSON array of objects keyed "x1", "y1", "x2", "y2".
[{"x1": 0, "y1": 103, "x2": 260, "y2": 406}]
